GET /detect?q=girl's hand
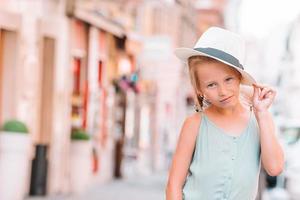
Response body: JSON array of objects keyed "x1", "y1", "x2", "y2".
[{"x1": 252, "y1": 83, "x2": 276, "y2": 112}]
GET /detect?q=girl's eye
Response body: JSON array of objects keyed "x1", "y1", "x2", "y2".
[
  {"x1": 207, "y1": 83, "x2": 217, "y2": 88},
  {"x1": 225, "y1": 77, "x2": 234, "y2": 82}
]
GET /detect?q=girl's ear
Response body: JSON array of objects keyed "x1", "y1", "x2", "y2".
[
  {"x1": 196, "y1": 87, "x2": 203, "y2": 96},
  {"x1": 239, "y1": 85, "x2": 254, "y2": 107}
]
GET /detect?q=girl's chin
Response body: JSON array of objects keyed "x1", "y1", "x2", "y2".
[{"x1": 216, "y1": 100, "x2": 239, "y2": 108}]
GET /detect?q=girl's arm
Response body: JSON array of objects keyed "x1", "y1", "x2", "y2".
[
  {"x1": 166, "y1": 113, "x2": 201, "y2": 200},
  {"x1": 252, "y1": 84, "x2": 284, "y2": 176},
  {"x1": 255, "y1": 110, "x2": 284, "y2": 176}
]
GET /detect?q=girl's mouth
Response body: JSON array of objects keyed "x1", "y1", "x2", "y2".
[{"x1": 220, "y1": 95, "x2": 233, "y2": 103}]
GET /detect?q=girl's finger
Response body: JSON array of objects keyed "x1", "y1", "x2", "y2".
[
  {"x1": 252, "y1": 85, "x2": 259, "y2": 100},
  {"x1": 260, "y1": 87, "x2": 272, "y2": 99},
  {"x1": 253, "y1": 84, "x2": 276, "y2": 99},
  {"x1": 266, "y1": 89, "x2": 276, "y2": 99},
  {"x1": 253, "y1": 83, "x2": 268, "y2": 89}
]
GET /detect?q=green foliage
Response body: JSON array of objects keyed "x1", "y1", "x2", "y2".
[
  {"x1": 71, "y1": 129, "x2": 90, "y2": 140},
  {"x1": 1, "y1": 119, "x2": 29, "y2": 134}
]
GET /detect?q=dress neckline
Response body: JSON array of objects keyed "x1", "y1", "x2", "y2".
[{"x1": 201, "y1": 109, "x2": 253, "y2": 138}]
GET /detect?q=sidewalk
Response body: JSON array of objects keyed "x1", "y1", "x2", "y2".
[{"x1": 26, "y1": 172, "x2": 167, "y2": 200}]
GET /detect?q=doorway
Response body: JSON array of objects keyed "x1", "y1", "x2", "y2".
[{"x1": 0, "y1": 29, "x2": 18, "y2": 123}]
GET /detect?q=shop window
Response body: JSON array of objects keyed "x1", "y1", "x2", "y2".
[{"x1": 71, "y1": 58, "x2": 88, "y2": 130}]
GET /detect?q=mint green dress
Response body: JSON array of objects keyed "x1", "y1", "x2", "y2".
[{"x1": 183, "y1": 112, "x2": 261, "y2": 200}]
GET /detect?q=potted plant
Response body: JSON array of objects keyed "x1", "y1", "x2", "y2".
[
  {"x1": 0, "y1": 119, "x2": 32, "y2": 200},
  {"x1": 1, "y1": 119, "x2": 29, "y2": 133},
  {"x1": 71, "y1": 129, "x2": 91, "y2": 141},
  {"x1": 70, "y1": 129, "x2": 92, "y2": 194}
]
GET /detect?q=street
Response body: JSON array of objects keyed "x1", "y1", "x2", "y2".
[{"x1": 26, "y1": 172, "x2": 167, "y2": 200}]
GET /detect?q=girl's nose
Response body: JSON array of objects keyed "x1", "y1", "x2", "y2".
[{"x1": 218, "y1": 84, "x2": 228, "y2": 96}]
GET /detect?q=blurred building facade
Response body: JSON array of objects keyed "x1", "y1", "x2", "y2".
[
  {"x1": 0, "y1": 0, "x2": 139, "y2": 197},
  {"x1": 0, "y1": 0, "x2": 73, "y2": 195}
]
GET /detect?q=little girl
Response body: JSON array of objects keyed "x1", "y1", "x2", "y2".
[{"x1": 166, "y1": 27, "x2": 284, "y2": 200}]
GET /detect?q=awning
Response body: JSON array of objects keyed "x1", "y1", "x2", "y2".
[{"x1": 74, "y1": 8, "x2": 125, "y2": 38}]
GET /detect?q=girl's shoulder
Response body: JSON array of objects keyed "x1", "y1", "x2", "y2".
[
  {"x1": 181, "y1": 112, "x2": 202, "y2": 137},
  {"x1": 185, "y1": 112, "x2": 202, "y2": 124},
  {"x1": 177, "y1": 113, "x2": 202, "y2": 151}
]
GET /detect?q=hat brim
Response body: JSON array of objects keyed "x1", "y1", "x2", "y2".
[{"x1": 174, "y1": 48, "x2": 256, "y2": 86}]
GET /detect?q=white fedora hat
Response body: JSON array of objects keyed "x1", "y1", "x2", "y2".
[{"x1": 174, "y1": 26, "x2": 256, "y2": 85}]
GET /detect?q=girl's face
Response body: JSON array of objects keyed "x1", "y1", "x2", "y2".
[{"x1": 196, "y1": 61, "x2": 242, "y2": 109}]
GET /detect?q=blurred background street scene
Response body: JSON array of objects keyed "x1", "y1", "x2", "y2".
[{"x1": 0, "y1": 0, "x2": 300, "y2": 200}]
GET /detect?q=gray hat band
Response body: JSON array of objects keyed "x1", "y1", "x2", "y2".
[{"x1": 193, "y1": 47, "x2": 244, "y2": 70}]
